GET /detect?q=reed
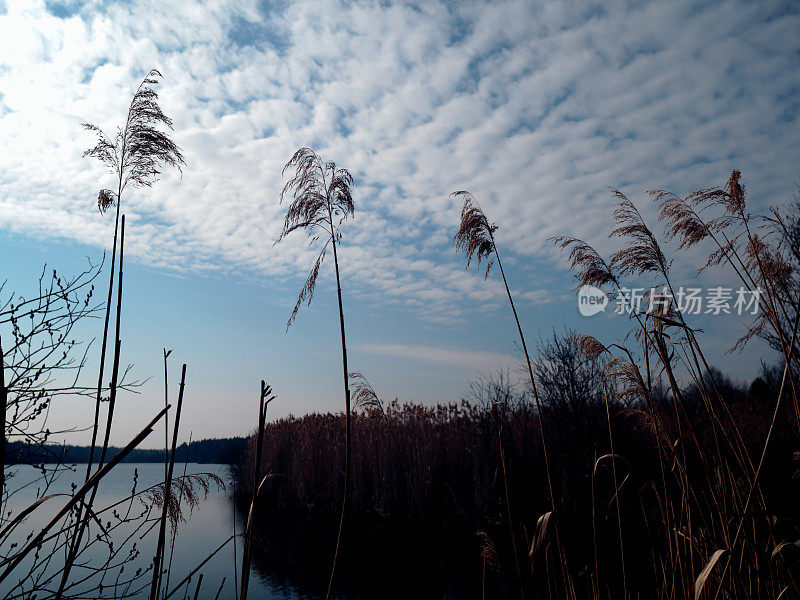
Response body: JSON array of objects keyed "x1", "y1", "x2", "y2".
[
  {"x1": 52, "y1": 68, "x2": 186, "y2": 599},
  {"x1": 453, "y1": 190, "x2": 562, "y2": 595},
  {"x1": 239, "y1": 381, "x2": 275, "y2": 600},
  {"x1": 276, "y1": 147, "x2": 356, "y2": 599},
  {"x1": 55, "y1": 215, "x2": 127, "y2": 599},
  {"x1": 81, "y1": 68, "x2": 185, "y2": 480},
  {"x1": 547, "y1": 170, "x2": 800, "y2": 599},
  {"x1": 149, "y1": 363, "x2": 187, "y2": 600},
  {"x1": 452, "y1": 191, "x2": 557, "y2": 512}
]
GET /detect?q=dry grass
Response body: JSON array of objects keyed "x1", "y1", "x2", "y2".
[
  {"x1": 546, "y1": 169, "x2": 800, "y2": 599},
  {"x1": 276, "y1": 147, "x2": 356, "y2": 599},
  {"x1": 233, "y1": 170, "x2": 800, "y2": 600}
]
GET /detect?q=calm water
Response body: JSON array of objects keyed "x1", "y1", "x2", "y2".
[
  {"x1": 0, "y1": 463, "x2": 306, "y2": 600},
  {"x1": 1, "y1": 463, "x2": 485, "y2": 600}
]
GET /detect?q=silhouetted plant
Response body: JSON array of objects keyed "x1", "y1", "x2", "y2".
[
  {"x1": 453, "y1": 190, "x2": 565, "y2": 596},
  {"x1": 452, "y1": 191, "x2": 556, "y2": 505},
  {"x1": 0, "y1": 262, "x2": 103, "y2": 506},
  {"x1": 546, "y1": 170, "x2": 800, "y2": 599},
  {"x1": 240, "y1": 381, "x2": 275, "y2": 600},
  {"x1": 82, "y1": 67, "x2": 185, "y2": 477},
  {"x1": 276, "y1": 147, "x2": 355, "y2": 599},
  {"x1": 59, "y1": 68, "x2": 185, "y2": 600},
  {"x1": 150, "y1": 364, "x2": 187, "y2": 600}
]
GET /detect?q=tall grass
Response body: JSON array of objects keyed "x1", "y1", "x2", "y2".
[
  {"x1": 230, "y1": 171, "x2": 800, "y2": 600},
  {"x1": 236, "y1": 362, "x2": 797, "y2": 598},
  {"x1": 81, "y1": 68, "x2": 185, "y2": 479},
  {"x1": 453, "y1": 190, "x2": 560, "y2": 595},
  {"x1": 149, "y1": 363, "x2": 186, "y2": 600},
  {"x1": 0, "y1": 69, "x2": 240, "y2": 600},
  {"x1": 54, "y1": 69, "x2": 186, "y2": 600},
  {"x1": 276, "y1": 147, "x2": 356, "y2": 599},
  {"x1": 239, "y1": 381, "x2": 275, "y2": 600},
  {"x1": 453, "y1": 191, "x2": 556, "y2": 507},
  {"x1": 548, "y1": 170, "x2": 800, "y2": 599}
]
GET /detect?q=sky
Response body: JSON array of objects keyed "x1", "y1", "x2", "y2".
[{"x1": 0, "y1": 0, "x2": 798, "y2": 446}]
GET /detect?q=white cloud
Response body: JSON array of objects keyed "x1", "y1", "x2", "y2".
[{"x1": 356, "y1": 343, "x2": 518, "y2": 371}]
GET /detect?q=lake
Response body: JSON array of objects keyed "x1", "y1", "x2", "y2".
[
  {"x1": 1, "y1": 462, "x2": 487, "y2": 599},
  {"x1": 0, "y1": 462, "x2": 300, "y2": 600}
]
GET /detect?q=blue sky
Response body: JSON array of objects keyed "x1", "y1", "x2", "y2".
[{"x1": 0, "y1": 0, "x2": 798, "y2": 445}]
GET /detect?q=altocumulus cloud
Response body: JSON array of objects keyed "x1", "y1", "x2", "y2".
[{"x1": 0, "y1": 0, "x2": 798, "y2": 322}]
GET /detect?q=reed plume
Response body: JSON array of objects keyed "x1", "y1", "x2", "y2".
[
  {"x1": 452, "y1": 190, "x2": 563, "y2": 594},
  {"x1": 548, "y1": 235, "x2": 617, "y2": 289},
  {"x1": 276, "y1": 147, "x2": 355, "y2": 599},
  {"x1": 350, "y1": 371, "x2": 383, "y2": 412},
  {"x1": 608, "y1": 191, "x2": 668, "y2": 279},
  {"x1": 81, "y1": 67, "x2": 185, "y2": 477},
  {"x1": 453, "y1": 190, "x2": 497, "y2": 279},
  {"x1": 57, "y1": 68, "x2": 184, "y2": 600}
]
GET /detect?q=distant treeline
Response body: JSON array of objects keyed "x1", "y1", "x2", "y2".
[{"x1": 5, "y1": 436, "x2": 248, "y2": 465}]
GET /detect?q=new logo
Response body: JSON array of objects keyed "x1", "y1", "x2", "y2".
[{"x1": 578, "y1": 285, "x2": 608, "y2": 317}]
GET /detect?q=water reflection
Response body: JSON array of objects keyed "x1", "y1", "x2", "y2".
[
  {"x1": 1, "y1": 463, "x2": 495, "y2": 599},
  {"x1": 244, "y1": 504, "x2": 491, "y2": 599},
  {"x1": 1, "y1": 463, "x2": 282, "y2": 600}
]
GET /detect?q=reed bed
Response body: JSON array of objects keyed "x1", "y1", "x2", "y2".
[
  {"x1": 234, "y1": 171, "x2": 800, "y2": 600},
  {"x1": 234, "y1": 362, "x2": 796, "y2": 598}
]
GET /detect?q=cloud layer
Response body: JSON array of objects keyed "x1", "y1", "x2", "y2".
[{"x1": 0, "y1": 0, "x2": 798, "y2": 323}]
